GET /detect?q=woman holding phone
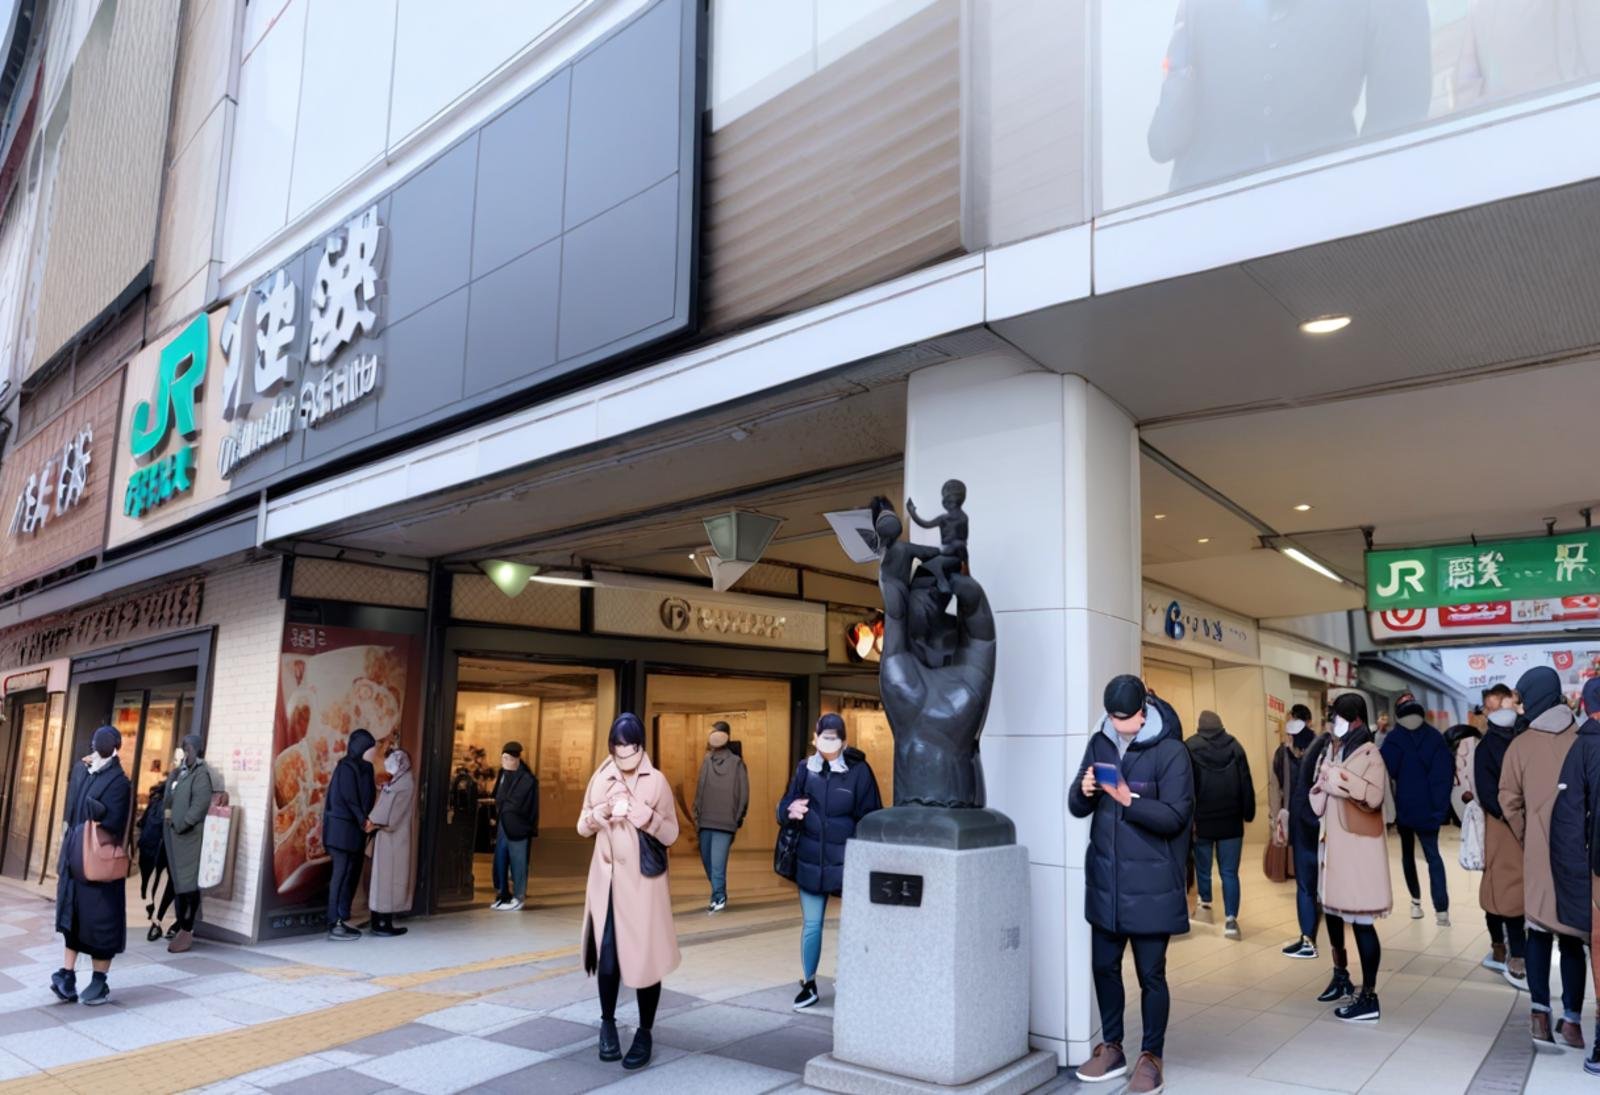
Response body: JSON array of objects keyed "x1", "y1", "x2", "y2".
[
  {"x1": 779, "y1": 713, "x2": 883, "y2": 1011},
  {"x1": 577, "y1": 713, "x2": 680, "y2": 1072}
]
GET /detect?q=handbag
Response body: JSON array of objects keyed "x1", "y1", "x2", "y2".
[
  {"x1": 1459, "y1": 800, "x2": 1486, "y2": 871},
  {"x1": 80, "y1": 820, "x2": 129, "y2": 883},
  {"x1": 1263, "y1": 748, "x2": 1292, "y2": 883},
  {"x1": 638, "y1": 831, "x2": 667, "y2": 878},
  {"x1": 773, "y1": 763, "x2": 807, "y2": 882}
]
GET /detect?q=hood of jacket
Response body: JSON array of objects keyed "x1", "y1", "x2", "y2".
[
  {"x1": 1290, "y1": 727, "x2": 1316, "y2": 753},
  {"x1": 1187, "y1": 728, "x2": 1239, "y2": 771},
  {"x1": 1098, "y1": 701, "x2": 1172, "y2": 752},
  {"x1": 347, "y1": 729, "x2": 377, "y2": 764},
  {"x1": 705, "y1": 748, "x2": 738, "y2": 772},
  {"x1": 1528, "y1": 703, "x2": 1577, "y2": 735}
]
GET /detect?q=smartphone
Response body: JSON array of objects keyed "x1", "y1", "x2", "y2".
[{"x1": 1093, "y1": 762, "x2": 1121, "y2": 789}]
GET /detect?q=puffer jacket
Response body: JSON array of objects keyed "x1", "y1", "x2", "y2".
[
  {"x1": 1380, "y1": 721, "x2": 1453, "y2": 830},
  {"x1": 1186, "y1": 723, "x2": 1256, "y2": 840},
  {"x1": 777, "y1": 747, "x2": 883, "y2": 896},
  {"x1": 1550, "y1": 716, "x2": 1600, "y2": 935},
  {"x1": 1502, "y1": 704, "x2": 1581, "y2": 935},
  {"x1": 1068, "y1": 701, "x2": 1195, "y2": 937},
  {"x1": 1475, "y1": 718, "x2": 1525, "y2": 918}
]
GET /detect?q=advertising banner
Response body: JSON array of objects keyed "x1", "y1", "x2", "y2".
[
  {"x1": 1366, "y1": 530, "x2": 1600, "y2": 612},
  {"x1": 1370, "y1": 594, "x2": 1600, "y2": 642},
  {"x1": 264, "y1": 623, "x2": 422, "y2": 934},
  {"x1": 1439, "y1": 643, "x2": 1600, "y2": 705}
]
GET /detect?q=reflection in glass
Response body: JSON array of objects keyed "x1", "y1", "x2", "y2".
[
  {"x1": 28, "y1": 694, "x2": 66, "y2": 881},
  {"x1": 3, "y1": 702, "x2": 45, "y2": 878}
]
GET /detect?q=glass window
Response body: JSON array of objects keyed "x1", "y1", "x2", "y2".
[
  {"x1": 2, "y1": 699, "x2": 45, "y2": 878},
  {"x1": 28, "y1": 693, "x2": 66, "y2": 881}
]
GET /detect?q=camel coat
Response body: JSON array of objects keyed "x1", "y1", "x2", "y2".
[
  {"x1": 1501, "y1": 704, "x2": 1581, "y2": 935},
  {"x1": 1310, "y1": 736, "x2": 1393, "y2": 919},
  {"x1": 577, "y1": 754, "x2": 681, "y2": 989},
  {"x1": 367, "y1": 770, "x2": 416, "y2": 914}
]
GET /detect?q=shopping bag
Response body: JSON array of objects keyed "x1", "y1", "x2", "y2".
[
  {"x1": 1459, "y1": 800, "x2": 1486, "y2": 871},
  {"x1": 198, "y1": 793, "x2": 239, "y2": 895}
]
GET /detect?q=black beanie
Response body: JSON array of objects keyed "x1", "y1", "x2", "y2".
[
  {"x1": 502, "y1": 741, "x2": 523, "y2": 758},
  {"x1": 1515, "y1": 667, "x2": 1563, "y2": 721},
  {"x1": 1331, "y1": 692, "x2": 1368, "y2": 725},
  {"x1": 1103, "y1": 675, "x2": 1147, "y2": 719},
  {"x1": 1396, "y1": 698, "x2": 1426, "y2": 721},
  {"x1": 91, "y1": 725, "x2": 121, "y2": 758},
  {"x1": 1290, "y1": 703, "x2": 1313, "y2": 722}
]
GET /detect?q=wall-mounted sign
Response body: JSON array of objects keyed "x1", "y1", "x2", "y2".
[
  {"x1": 1141, "y1": 584, "x2": 1259, "y2": 661},
  {"x1": 8, "y1": 425, "x2": 91, "y2": 536},
  {"x1": 0, "y1": 575, "x2": 204, "y2": 669},
  {"x1": 3, "y1": 668, "x2": 48, "y2": 694},
  {"x1": 592, "y1": 573, "x2": 825, "y2": 652},
  {"x1": 1370, "y1": 594, "x2": 1600, "y2": 642},
  {"x1": 1366, "y1": 530, "x2": 1600, "y2": 612},
  {"x1": 1439, "y1": 643, "x2": 1600, "y2": 705}
]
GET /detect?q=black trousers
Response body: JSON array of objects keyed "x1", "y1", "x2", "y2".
[
  {"x1": 174, "y1": 891, "x2": 201, "y2": 932},
  {"x1": 1091, "y1": 926, "x2": 1169, "y2": 1057},
  {"x1": 1396, "y1": 826, "x2": 1449, "y2": 911},
  {"x1": 1526, "y1": 928, "x2": 1587, "y2": 1017},
  {"x1": 327, "y1": 848, "x2": 360, "y2": 925},
  {"x1": 597, "y1": 893, "x2": 661, "y2": 1030},
  {"x1": 1486, "y1": 913, "x2": 1526, "y2": 959}
]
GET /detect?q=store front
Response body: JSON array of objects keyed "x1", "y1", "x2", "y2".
[{"x1": 0, "y1": 661, "x2": 68, "y2": 882}]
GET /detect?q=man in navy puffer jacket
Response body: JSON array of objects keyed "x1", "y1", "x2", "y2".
[{"x1": 1380, "y1": 700, "x2": 1453, "y2": 924}]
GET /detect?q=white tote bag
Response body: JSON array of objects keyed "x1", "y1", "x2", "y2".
[{"x1": 1459, "y1": 800, "x2": 1486, "y2": 871}]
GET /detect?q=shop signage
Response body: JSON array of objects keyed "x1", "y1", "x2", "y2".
[
  {"x1": 1370, "y1": 594, "x2": 1600, "y2": 642},
  {"x1": 593, "y1": 573, "x2": 826, "y2": 652},
  {"x1": 218, "y1": 206, "x2": 385, "y2": 480},
  {"x1": 8, "y1": 425, "x2": 91, "y2": 535},
  {"x1": 1313, "y1": 655, "x2": 1358, "y2": 687},
  {"x1": 1141, "y1": 584, "x2": 1258, "y2": 661},
  {"x1": 0, "y1": 575, "x2": 204, "y2": 669},
  {"x1": 3, "y1": 668, "x2": 48, "y2": 694},
  {"x1": 1440, "y1": 643, "x2": 1600, "y2": 704},
  {"x1": 1366, "y1": 531, "x2": 1600, "y2": 612}
]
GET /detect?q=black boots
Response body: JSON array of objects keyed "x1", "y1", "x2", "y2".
[
  {"x1": 370, "y1": 914, "x2": 408, "y2": 937},
  {"x1": 1317, "y1": 950, "x2": 1355, "y2": 1004},
  {"x1": 623, "y1": 1029, "x2": 653, "y2": 1070},
  {"x1": 598, "y1": 1018, "x2": 622, "y2": 1062},
  {"x1": 1335, "y1": 991, "x2": 1380, "y2": 1023}
]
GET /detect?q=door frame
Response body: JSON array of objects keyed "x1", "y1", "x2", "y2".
[{"x1": 0, "y1": 688, "x2": 49, "y2": 880}]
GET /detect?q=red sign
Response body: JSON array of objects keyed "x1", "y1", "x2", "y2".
[{"x1": 1440, "y1": 602, "x2": 1512, "y2": 628}]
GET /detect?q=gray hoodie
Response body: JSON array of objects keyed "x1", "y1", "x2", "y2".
[{"x1": 695, "y1": 748, "x2": 750, "y2": 834}]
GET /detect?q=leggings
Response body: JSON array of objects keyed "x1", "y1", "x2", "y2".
[
  {"x1": 597, "y1": 894, "x2": 660, "y2": 1030},
  {"x1": 1325, "y1": 914, "x2": 1381, "y2": 993},
  {"x1": 1486, "y1": 913, "x2": 1526, "y2": 960},
  {"x1": 174, "y1": 892, "x2": 201, "y2": 933},
  {"x1": 138, "y1": 851, "x2": 166, "y2": 904}
]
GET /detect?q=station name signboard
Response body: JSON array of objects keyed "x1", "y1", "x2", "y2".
[{"x1": 1366, "y1": 530, "x2": 1600, "y2": 612}]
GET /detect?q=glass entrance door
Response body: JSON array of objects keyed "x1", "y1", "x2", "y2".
[{"x1": 1, "y1": 699, "x2": 47, "y2": 879}]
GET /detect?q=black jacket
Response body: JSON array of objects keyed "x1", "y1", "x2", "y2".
[
  {"x1": 55, "y1": 758, "x2": 131, "y2": 957},
  {"x1": 1288, "y1": 733, "x2": 1330, "y2": 850},
  {"x1": 494, "y1": 763, "x2": 540, "y2": 841},
  {"x1": 137, "y1": 786, "x2": 166, "y2": 861},
  {"x1": 323, "y1": 730, "x2": 377, "y2": 854},
  {"x1": 777, "y1": 747, "x2": 883, "y2": 896},
  {"x1": 1551, "y1": 717, "x2": 1600, "y2": 935},
  {"x1": 1475, "y1": 720, "x2": 1521, "y2": 821},
  {"x1": 1380, "y1": 722, "x2": 1453, "y2": 830},
  {"x1": 1068, "y1": 701, "x2": 1195, "y2": 937},
  {"x1": 1185, "y1": 725, "x2": 1256, "y2": 840}
]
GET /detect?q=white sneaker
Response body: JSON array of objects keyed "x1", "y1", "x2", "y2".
[
  {"x1": 1224, "y1": 918, "x2": 1242, "y2": 941},
  {"x1": 489, "y1": 898, "x2": 506, "y2": 911},
  {"x1": 709, "y1": 898, "x2": 727, "y2": 913},
  {"x1": 1410, "y1": 900, "x2": 1423, "y2": 920},
  {"x1": 495, "y1": 898, "x2": 523, "y2": 912},
  {"x1": 1436, "y1": 910, "x2": 1451, "y2": 928}
]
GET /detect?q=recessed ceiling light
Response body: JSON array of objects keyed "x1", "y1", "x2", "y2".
[
  {"x1": 1197, "y1": 537, "x2": 1211, "y2": 544},
  {"x1": 1300, "y1": 314, "x2": 1351, "y2": 335},
  {"x1": 1293, "y1": 503, "x2": 1313, "y2": 512},
  {"x1": 1152, "y1": 514, "x2": 1167, "y2": 520}
]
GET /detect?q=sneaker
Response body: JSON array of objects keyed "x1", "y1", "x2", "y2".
[
  {"x1": 1503, "y1": 957, "x2": 1528, "y2": 992},
  {"x1": 598, "y1": 1018, "x2": 622, "y2": 1062},
  {"x1": 709, "y1": 897, "x2": 727, "y2": 913},
  {"x1": 49, "y1": 968, "x2": 77, "y2": 1004},
  {"x1": 1317, "y1": 970, "x2": 1355, "y2": 1003},
  {"x1": 495, "y1": 897, "x2": 524, "y2": 912},
  {"x1": 1074, "y1": 1043, "x2": 1129, "y2": 1084},
  {"x1": 1282, "y1": 936, "x2": 1318, "y2": 960},
  {"x1": 1557, "y1": 1018, "x2": 1586, "y2": 1051},
  {"x1": 792, "y1": 979, "x2": 819, "y2": 1011},
  {"x1": 1436, "y1": 910, "x2": 1451, "y2": 928},
  {"x1": 328, "y1": 921, "x2": 361, "y2": 941},
  {"x1": 1533, "y1": 1010, "x2": 1558, "y2": 1050},
  {"x1": 78, "y1": 976, "x2": 110, "y2": 1007},
  {"x1": 622, "y1": 1029, "x2": 653, "y2": 1070},
  {"x1": 1193, "y1": 901, "x2": 1212, "y2": 919},
  {"x1": 1410, "y1": 900, "x2": 1423, "y2": 920},
  {"x1": 1127, "y1": 1051, "x2": 1165, "y2": 1094},
  {"x1": 1481, "y1": 944, "x2": 1508, "y2": 973},
  {"x1": 1585, "y1": 1048, "x2": 1600, "y2": 1076},
  {"x1": 1335, "y1": 991, "x2": 1380, "y2": 1023},
  {"x1": 1224, "y1": 917, "x2": 1242, "y2": 941},
  {"x1": 489, "y1": 897, "x2": 507, "y2": 911}
]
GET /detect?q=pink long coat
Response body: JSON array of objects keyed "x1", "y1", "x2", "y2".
[{"x1": 577, "y1": 753, "x2": 681, "y2": 988}]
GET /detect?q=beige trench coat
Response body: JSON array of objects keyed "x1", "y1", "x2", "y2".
[
  {"x1": 1501, "y1": 706, "x2": 1580, "y2": 935},
  {"x1": 1310, "y1": 739, "x2": 1393, "y2": 919},
  {"x1": 367, "y1": 770, "x2": 416, "y2": 914},
  {"x1": 578, "y1": 754, "x2": 681, "y2": 989}
]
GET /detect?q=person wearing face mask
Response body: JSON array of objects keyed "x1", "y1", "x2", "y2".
[
  {"x1": 578, "y1": 713, "x2": 681, "y2": 1071},
  {"x1": 1069, "y1": 675, "x2": 1193, "y2": 1093},
  {"x1": 1276, "y1": 705, "x2": 1327, "y2": 960},
  {"x1": 1379, "y1": 699, "x2": 1453, "y2": 926},
  {"x1": 1500, "y1": 666, "x2": 1587, "y2": 1051},
  {"x1": 364, "y1": 747, "x2": 417, "y2": 936},
  {"x1": 324, "y1": 728, "x2": 378, "y2": 941},
  {"x1": 161, "y1": 734, "x2": 218, "y2": 953},
  {"x1": 1446, "y1": 722, "x2": 1482, "y2": 827},
  {"x1": 779, "y1": 712, "x2": 883, "y2": 1013},
  {"x1": 1549, "y1": 678, "x2": 1600, "y2": 1073},
  {"x1": 1308, "y1": 692, "x2": 1390, "y2": 1023},
  {"x1": 52, "y1": 727, "x2": 131, "y2": 1007},
  {"x1": 491, "y1": 741, "x2": 539, "y2": 912},
  {"x1": 1476, "y1": 683, "x2": 1528, "y2": 988},
  {"x1": 694, "y1": 721, "x2": 749, "y2": 914}
]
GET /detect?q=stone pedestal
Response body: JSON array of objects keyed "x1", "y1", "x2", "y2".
[{"x1": 805, "y1": 833, "x2": 1054, "y2": 1094}]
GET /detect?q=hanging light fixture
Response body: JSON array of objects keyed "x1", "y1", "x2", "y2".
[
  {"x1": 699, "y1": 510, "x2": 784, "y2": 592},
  {"x1": 479, "y1": 560, "x2": 535, "y2": 598}
]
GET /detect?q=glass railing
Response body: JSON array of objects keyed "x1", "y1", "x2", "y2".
[{"x1": 1098, "y1": 0, "x2": 1600, "y2": 214}]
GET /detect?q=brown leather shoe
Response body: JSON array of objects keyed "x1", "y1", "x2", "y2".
[
  {"x1": 1128, "y1": 1052, "x2": 1165, "y2": 1094},
  {"x1": 167, "y1": 929, "x2": 193, "y2": 954},
  {"x1": 1558, "y1": 1018, "x2": 1586, "y2": 1051},
  {"x1": 1533, "y1": 1010, "x2": 1556, "y2": 1049},
  {"x1": 1074, "y1": 1043, "x2": 1128, "y2": 1083}
]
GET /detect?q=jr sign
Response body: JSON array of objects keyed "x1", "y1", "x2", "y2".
[{"x1": 1366, "y1": 530, "x2": 1600, "y2": 611}]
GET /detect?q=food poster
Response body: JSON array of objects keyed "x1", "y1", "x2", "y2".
[{"x1": 265, "y1": 623, "x2": 422, "y2": 930}]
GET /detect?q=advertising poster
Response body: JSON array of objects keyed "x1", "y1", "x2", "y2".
[{"x1": 264, "y1": 622, "x2": 422, "y2": 933}]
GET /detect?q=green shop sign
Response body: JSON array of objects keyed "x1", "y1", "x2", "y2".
[
  {"x1": 125, "y1": 313, "x2": 207, "y2": 518},
  {"x1": 1366, "y1": 530, "x2": 1600, "y2": 611}
]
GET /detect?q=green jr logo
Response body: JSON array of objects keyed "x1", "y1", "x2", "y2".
[{"x1": 125, "y1": 313, "x2": 208, "y2": 518}]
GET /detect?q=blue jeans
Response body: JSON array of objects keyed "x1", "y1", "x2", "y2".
[
  {"x1": 800, "y1": 889, "x2": 829, "y2": 981},
  {"x1": 1193, "y1": 836, "x2": 1243, "y2": 918},
  {"x1": 699, "y1": 829, "x2": 733, "y2": 904},
  {"x1": 1293, "y1": 840, "x2": 1321, "y2": 942},
  {"x1": 1397, "y1": 826, "x2": 1449, "y2": 912},
  {"x1": 493, "y1": 830, "x2": 529, "y2": 901}
]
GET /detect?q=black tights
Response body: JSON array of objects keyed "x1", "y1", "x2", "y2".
[
  {"x1": 1486, "y1": 913, "x2": 1526, "y2": 959},
  {"x1": 174, "y1": 892, "x2": 201, "y2": 932},
  {"x1": 597, "y1": 896, "x2": 661, "y2": 1030},
  {"x1": 1325, "y1": 914, "x2": 1381, "y2": 992}
]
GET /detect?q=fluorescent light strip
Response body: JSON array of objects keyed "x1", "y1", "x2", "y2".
[
  {"x1": 1280, "y1": 547, "x2": 1343, "y2": 583},
  {"x1": 531, "y1": 574, "x2": 597, "y2": 588}
]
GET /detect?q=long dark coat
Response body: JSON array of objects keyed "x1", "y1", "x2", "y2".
[
  {"x1": 55, "y1": 759, "x2": 131, "y2": 958},
  {"x1": 323, "y1": 730, "x2": 377, "y2": 855},
  {"x1": 163, "y1": 760, "x2": 218, "y2": 894},
  {"x1": 1550, "y1": 717, "x2": 1600, "y2": 935}
]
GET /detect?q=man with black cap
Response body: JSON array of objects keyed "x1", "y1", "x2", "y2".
[
  {"x1": 1379, "y1": 697, "x2": 1454, "y2": 925},
  {"x1": 1069, "y1": 674, "x2": 1194, "y2": 1094},
  {"x1": 1275, "y1": 704, "x2": 1327, "y2": 960},
  {"x1": 1502, "y1": 666, "x2": 1587, "y2": 1051},
  {"x1": 492, "y1": 741, "x2": 539, "y2": 911},
  {"x1": 1550, "y1": 677, "x2": 1600, "y2": 1073}
]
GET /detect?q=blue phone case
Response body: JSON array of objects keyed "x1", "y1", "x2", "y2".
[{"x1": 1093, "y1": 762, "x2": 1121, "y2": 788}]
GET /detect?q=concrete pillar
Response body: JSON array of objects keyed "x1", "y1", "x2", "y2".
[{"x1": 904, "y1": 355, "x2": 1141, "y2": 1066}]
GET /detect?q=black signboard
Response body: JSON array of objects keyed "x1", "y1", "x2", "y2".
[{"x1": 869, "y1": 871, "x2": 924, "y2": 907}]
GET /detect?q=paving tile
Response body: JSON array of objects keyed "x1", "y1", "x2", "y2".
[
  {"x1": 350, "y1": 1033, "x2": 550, "y2": 1094},
  {"x1": 487, "y1": 1015, "x2": 601, "y2": 1052},
  {"x1": 117, "y1": 984, "x2": 190, "y2": 1009},
  {"x1": 261, "y1": 1067, "x2": 392, "y2": 1094},
  {"x1": 416, "y1": 1001, "x2": 533, "y2": 1035},
  {"x1": 587, "y1": 1052, "x2": 797, "y2": 1093},
  {"x1": 652, "y1": 1003, "x2": 795, "y2": 1053},
  {"x1": 236, "y1": 1054, "x2": 341, "y2": 1089},
  {"x1": 336, "y1": 1021, "x2": 453, "y2": 1057},
  {"x1": 62, "y1": 1007, "x2": 177, "y2": 1051},
  {"x1": 172, "y1": 972, "x2": 277, "y2": 997},
  {"x1": 470, "y1": 1052, "x2": 622, "y2": 1095},
  {"x1": 0, "y1": 1023, "x2": 116, "y2": 1068},
  {"x1": 0, "y1": 1006, "x2": 60, "y2": 1035},
  {"x1": 712, "y1": 1021, "x2": 833, "y2": 1074}
]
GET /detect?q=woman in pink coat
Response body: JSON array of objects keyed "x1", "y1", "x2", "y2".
[{"x1": 577, "y1": 713, "x2": 680, "y2": 1072}]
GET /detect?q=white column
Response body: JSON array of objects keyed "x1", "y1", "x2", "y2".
[{"x1": 904, "y1": 355, "x2": 1141, "y2": 1067}]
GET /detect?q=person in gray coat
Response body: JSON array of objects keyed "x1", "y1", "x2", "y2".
[
  {"x1": 163, "y1": 733, "x2": 217, "y2": 954},
  {"x1": 694, "y1": 722, "x2": 749, "y2": 913},
  {"x1": 365, "y1": 747, "x2": 417, "y2": 936}
]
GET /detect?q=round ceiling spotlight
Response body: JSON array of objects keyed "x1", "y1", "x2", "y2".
[
  {"x1": 1300, "y1": 314, "x2": 1352, "y2": 335},
  {"x1": 1293, "y1": 503, "x2": 1313, "y2": 512}
]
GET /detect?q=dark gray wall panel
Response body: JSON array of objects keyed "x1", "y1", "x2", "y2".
[
  {"x1": 473, "y1": 70, "x2": 569, "y2": 279},
  {"x1": 378, "y1": 288, "x2": 470, "y2": 431},
  {"x1": 465, "y1": 239, "x2": 560, "y2": 398},
  {"x1": 388, "y1": 136, "x2": 479, "y2": 326},
  {"x1": 559, "y1": 176, "x2": 680, "y2": 361}
]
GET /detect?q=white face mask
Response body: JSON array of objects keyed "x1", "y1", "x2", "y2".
[
  {"x1": 816, "y1": 734, "x2": 844, "y2": 759},
  {"x1": 1488, "y1": 708, "x2": 1519, "y2": 728},
  {"x1": 384, "y1": 754, "x2": 402, "y2": 776},
  {"x1": 1332, "y1": 716, "x2": 1351, "y2": 739},
  {"x1": 613, "y1": 747, "x2": 644, "y2": 772},
  {"x1": 173, "y1": 748, "x2": 185, "y2": 766},
  {"x1": 1286, "y1": 719, "x2": 1306, "y2": 736},
  {"x1": 1398, "y1": 714, "x2": 1425, "y2": 731}
]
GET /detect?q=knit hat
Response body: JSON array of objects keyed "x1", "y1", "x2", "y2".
[
  {"x1": 1516, "y1": 667, "x2": 1563, "y2": 721},
  {"x1": 1103, "y1": 675, "x2": 1147, "y2": 719},
  {"x1": 1197, "y1": 710, "x2": 1223, "y2": 733},
  {"x1": 1331, "y1": 692, "x2": 1369, "y2": 725},
  {"x1": 1395, "y1": 698, "x2": 1426, "y2": 721},
  {"x1": 91, "y1": 726, "x2": 121, "y2": 758},
  {"x1": 1583, "y1": 678, "x2": 1600, "y2": 717},
  {"x1": 502, "y1": 741, "x2": 523, "y2": 758},
  {"x1": 1290, "y1": 704, "x2": 1313, "y2": 722}
]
